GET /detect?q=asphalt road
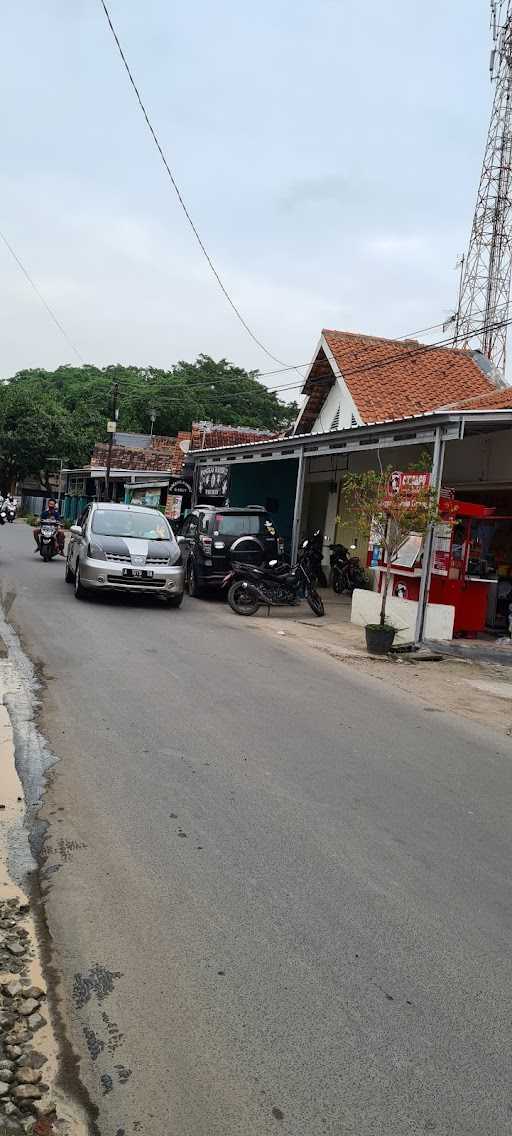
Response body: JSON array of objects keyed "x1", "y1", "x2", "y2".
[{"x1": 2, "y1": 523, "x2": 512, "y2": 1136}]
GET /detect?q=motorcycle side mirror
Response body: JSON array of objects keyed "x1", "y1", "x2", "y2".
[
  {"x1": 70, "y1": 525, "x2": 82, "y2": 536},
  {"x1": 350, "y1": 544, "x2": 356, "y2": 550},
  {"x1": 268, "y1": 559, "x2": 278, "y2": 567},
  {"x1": 302, "y1": 539, "x2": 308, "y2": 548}
]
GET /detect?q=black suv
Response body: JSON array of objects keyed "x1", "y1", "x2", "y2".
[{"x1": 178, "y1": 506, "x2": 284, "y2": 595}]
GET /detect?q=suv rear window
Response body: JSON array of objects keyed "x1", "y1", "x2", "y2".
[{"x1": 214, "y1": 513, "x2": 267, "y2": 536}]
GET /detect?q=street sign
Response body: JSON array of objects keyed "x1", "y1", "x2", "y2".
[{"x1": 107, "y1": 421, "x2": 117, "y2": 433}]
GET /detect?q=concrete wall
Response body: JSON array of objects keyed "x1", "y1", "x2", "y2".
[{"x1": 351, "y1": 588, "x2": 455, "y2": 644}]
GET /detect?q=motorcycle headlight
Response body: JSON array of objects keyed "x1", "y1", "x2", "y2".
[{"x1": 88, "y1": 541, "x2": 106, "y2": 560}]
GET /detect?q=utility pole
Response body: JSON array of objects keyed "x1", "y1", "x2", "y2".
[
  {"x1": 105, "y1": 382, "x2": 119, "y2": 502},
  {"x1": 456, "y1": 1, "x2": 512, "y2": 376}
]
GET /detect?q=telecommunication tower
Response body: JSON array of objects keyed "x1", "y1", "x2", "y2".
[{"x1": 456, "y1": 1, "x2": 512, "y2": 376}]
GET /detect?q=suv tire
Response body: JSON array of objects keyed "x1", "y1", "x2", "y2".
[{"x1": 187, "y1": 561, "x2": 203, "y2": 598}]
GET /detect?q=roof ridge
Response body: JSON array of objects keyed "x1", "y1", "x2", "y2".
[{"x1": 322, "y1": 328, "x2": 421, "y2": 349}]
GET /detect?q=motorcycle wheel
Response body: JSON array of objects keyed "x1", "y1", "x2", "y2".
[
  {"x1": 307, "y1": 589, "x2": 325, "y2": 617},
  {"x1": 42, "y1": 544, "x2": 50, "y2": 562},
  {"x1": 227, "y1": 581, "x2": 261, "y2": 616},
  {"x1": 332, "y1": 571, "x2": 344, "y2": 594}
]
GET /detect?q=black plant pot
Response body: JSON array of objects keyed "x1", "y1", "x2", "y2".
[{"x1": 365, "y1": 624, "x2": 396, "y2": 655}]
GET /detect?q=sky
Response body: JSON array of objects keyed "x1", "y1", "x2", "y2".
[{"x1": 1, "y1": 0, "x2": 492, "y2": 397}]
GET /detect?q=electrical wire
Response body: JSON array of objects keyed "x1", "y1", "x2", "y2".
[
  {"x1": 252, "y1": 308, "x2": 512, "y2": 386},
  {"x1": 0, "y1": 229, "x2": 84, "y2": 364},
  {"x1": 98, "y1": 0, "x2": 296, "y2": 372}
]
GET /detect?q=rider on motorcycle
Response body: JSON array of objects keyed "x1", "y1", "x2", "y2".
[{"x1": 33, "y1": 499, "x2": 65, "y2": 555}]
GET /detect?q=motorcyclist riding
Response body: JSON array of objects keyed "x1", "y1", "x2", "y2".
[{"x1": 33, "y1": 499, "x2": 65, "y2": 555}]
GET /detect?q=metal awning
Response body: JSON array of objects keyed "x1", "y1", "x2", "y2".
[{"x1": 188, "y1": 410, "x2": 512, "y2": 467}]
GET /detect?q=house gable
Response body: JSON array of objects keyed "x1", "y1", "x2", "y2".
[
  {"x1": 294, "y1": 327, "x2": 505, "y2": 433},
  {"x1": 294, "y1": 335, "x2": 362, "y2": 434}
]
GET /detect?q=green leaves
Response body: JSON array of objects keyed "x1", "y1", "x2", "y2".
[{"x1": 0, "y1": 356, "x2": 297, "y2": 486}]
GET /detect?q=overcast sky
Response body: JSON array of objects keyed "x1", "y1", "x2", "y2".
[{"x1": 1, "y1": 0, "x2": 491, "y2": 394}]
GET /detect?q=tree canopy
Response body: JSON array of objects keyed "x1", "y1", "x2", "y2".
[{"x1": 0, "y1": 356, "x2": 297, "y2": 489}]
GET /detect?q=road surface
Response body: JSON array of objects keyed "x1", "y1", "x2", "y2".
[{"x1": 2, "y1": 523, "x2": 512, "y2": 1136}]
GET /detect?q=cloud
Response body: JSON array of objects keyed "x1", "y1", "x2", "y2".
[{"x1": 278, "y1": 175, "x2": 349, "y2": 213}]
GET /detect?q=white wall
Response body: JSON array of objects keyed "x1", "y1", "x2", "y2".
[
  {"x1": 443, "y1": 427, "x2": 512, "y2": 489},
  {"x1": 350, "y1": 589, "x2": 455, "y2": 643}
]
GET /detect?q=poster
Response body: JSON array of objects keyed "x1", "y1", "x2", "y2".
[
  {"x1": 165, "y1": 493, "x2": 183, "y2": 520},
  {"x1": 432, "y1": 523, "x2": 452, "y2": 575},
  {"x1": 198, "y1": 465, "x2": 229, "y2": 498}
]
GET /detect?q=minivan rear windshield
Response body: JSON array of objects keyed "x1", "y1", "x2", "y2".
[
  {"x1": 214, "y1": 514, "x2": 266, "y2": 536},
  {"x1": 92, "y1": 510, "x2": 172, "y2": 540}
]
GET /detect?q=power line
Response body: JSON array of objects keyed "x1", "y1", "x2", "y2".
[
  {"x1": 253, "y1": 308, "x2": 512, "y2": 385},
  {"x1": 98, "y1": 0, "x2": 294, "y2": 371},
  {"x1": 0, "y1": 230, "x2": 84, "y2": 364}
]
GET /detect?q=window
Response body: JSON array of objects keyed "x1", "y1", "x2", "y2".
[
  {"x1": 77, "y1": 507, "x2": 90, "y2": 532},
  {"x1": 92, "y1": 510, "x2": 171, "y2": 540},
  {"x1": 214, "y1": 514, "x2": 262, "y2": 536}
]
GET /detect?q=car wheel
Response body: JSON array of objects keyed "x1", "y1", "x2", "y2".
[
  {"x1": 74, "y1": 565, "x2": 87, "y2": 600},
  {"x1": 65, "y1": 557, "x2": 74, "y2": 583},
  {"x1": 187, "y1": 561, "x2": 202, "y2": 598},
  {"x1": 166, "y1": 593, "x2": 184, "y2": 608}
]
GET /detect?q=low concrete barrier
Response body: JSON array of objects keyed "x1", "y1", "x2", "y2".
[{"x1": 350, "y1": 588, "x2": 455, "y2": 644}]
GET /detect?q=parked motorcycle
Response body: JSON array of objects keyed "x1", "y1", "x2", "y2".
[
  {"x1": 224, "y1": 539, "x2": 325, "y2": 617},
  {"x1": 307, "y1": 529, "x2": 328, "y2": 587},
  {"x1": 38, "y1": 519, "x2": 60, "y2": 561},
  {"x1": 329, "y1": 543, "x2": 366, "y2": 594}
]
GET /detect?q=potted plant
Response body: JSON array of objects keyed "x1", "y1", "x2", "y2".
[{"x1": 343, "y1": 462, "x2": 440, "y2": 654}]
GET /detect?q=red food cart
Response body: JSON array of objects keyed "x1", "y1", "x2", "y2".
[{"x1": 370, "y1": 495, "x2": 497, "y2": 635}]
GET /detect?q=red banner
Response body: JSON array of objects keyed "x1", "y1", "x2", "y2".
[{"x1": 384, "y1": 470, "x2": 431, "y2": 509}]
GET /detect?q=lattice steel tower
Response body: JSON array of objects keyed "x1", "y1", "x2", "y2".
[{"x1": 456, "y1": 1, "x2": 512, "y2": 376}]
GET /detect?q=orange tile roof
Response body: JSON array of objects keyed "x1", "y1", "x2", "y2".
[
  {"x1": 190, "y1": 422, "x2": 277, "y2": 449},
  {"x1": 440, "y1": 386, "x2": 512, "y2": 411},
  {"x1": 296, "y1": 329, "x2": 507, "y2": 430}
]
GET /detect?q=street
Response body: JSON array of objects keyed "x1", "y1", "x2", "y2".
[{"x1": 2, "y1": 523, "x2": 512, "y2": 1136}]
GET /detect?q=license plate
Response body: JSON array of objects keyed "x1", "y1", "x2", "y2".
[{"x1": 122, "y1": 568, "x2": 153, "y2": 578}]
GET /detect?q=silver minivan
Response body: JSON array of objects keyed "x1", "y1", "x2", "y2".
[{"x1": 65, "y1": 503, "x2": 185, "y2": 606}]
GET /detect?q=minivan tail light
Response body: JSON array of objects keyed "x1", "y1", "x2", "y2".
[{"x1": 199, "y1": 535, "x2": 212, "y2": 551}]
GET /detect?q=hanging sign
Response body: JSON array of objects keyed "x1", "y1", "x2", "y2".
[
  {"x1": 198, "y1": 465, "x2": 229, "y2": 497},
  {"x1": 168, "y1": 479, "x2": 191, "y2": 495}
]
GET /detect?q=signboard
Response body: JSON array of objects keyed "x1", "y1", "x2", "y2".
[
  {"x1": 198, "y1": 465, "x2": 229, "y2": 498},
  {"x1": 168, "y1": 479, "x2": 191, "y2": 495},
  {"x1": 107, "y1": 420, "x2": 117, "y2": 433},
  {"x1": 385, "y1": 470, "x2": 431, "y2": 509},
  {"x1": 432, "y1": 523, "x2": 452, "y2": 575},
  {"x1": 165, "y1": 493, "x2": 183, "y2": 520}
]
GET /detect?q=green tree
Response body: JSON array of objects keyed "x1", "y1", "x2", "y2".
[
  {"x1": 342, "y1": 465, "x2": 441, "y2": 629},
  {"x1": 0, "y1": 356, "x2": 296, "y2": 487}
]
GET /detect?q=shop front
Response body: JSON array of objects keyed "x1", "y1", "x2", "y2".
[{"x1": 189, "y1": 409, "x2": 512, "y2": 643}]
